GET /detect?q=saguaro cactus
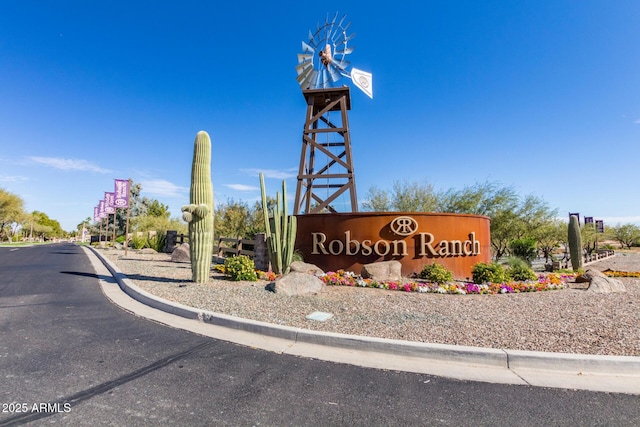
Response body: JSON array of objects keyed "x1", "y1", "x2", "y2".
[
  {"x1": 260, "y1": 172, "x2": 297, "y2": 275},
  {"x1": 568, "y1": 214, "x2": 583, "y2": 271},
  {"x1": 182, "y1": 131, "x2": 214, "y2": 283}
]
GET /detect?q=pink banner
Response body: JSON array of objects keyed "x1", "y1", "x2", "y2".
[
  {"x1": 93, "y1": 206, "x2": 99, "y2": 222},
  {"x1": 114, "y1": 179, "x2": 130, "y2": 208},
  {"x1": 104, "y1": 192, "x2": 115, "y2": 214},
  {"x1": 98, "y1": 200, "x2": 107, "y2": 219}
]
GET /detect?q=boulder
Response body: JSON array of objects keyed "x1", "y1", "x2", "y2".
[
  {"x1": 289, "y1": 261, "x2": 324, "y2": 276},
  {"x1": 361, "y1": 260, "x2": 402, "y2": 282},
  {"x1": 171, "y1": 243, "x2": 190, "y2": 263},
  {"x1": 582, "y1": 269, "x2": 626, "y2": 293},
  {"x1": 574, "y1": 274, "x2": 590, "y2": 283},
  {"x1": 140, "y1": 248, "x2": 158, "y2": 254},
  {"x1": 266, "y1": 272, "x2": 325, "y2": 296}
]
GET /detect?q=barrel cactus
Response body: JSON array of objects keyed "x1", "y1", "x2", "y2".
[
  {"x1": 181, "y1": 131, "x2": 214, "y2": 283},
  {"x1": 568, "y1": 214, "x2": 582, "y2": 271}
]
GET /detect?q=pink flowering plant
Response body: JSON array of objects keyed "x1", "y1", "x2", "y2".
[{"x1": 318, "y1": 269, "x2": 571, "y2": 295}]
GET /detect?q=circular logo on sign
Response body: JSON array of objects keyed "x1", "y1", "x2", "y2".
[
  {"x1": 115, "y1": 200, "x2": 127, "y2": 207},
  {"x1": 358, "y1": 76, "x2": 370, "y2": 88},
  {"x1": 390, "y1": 216, "x2": 418, "y2": 236}
]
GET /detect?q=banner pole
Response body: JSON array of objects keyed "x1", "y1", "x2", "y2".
[{"x1": 125, "y1": 206, "x2": 130, "y2": 256}]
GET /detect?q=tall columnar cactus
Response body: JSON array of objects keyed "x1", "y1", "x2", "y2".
[
  {"x1": 260, "y1": 172, "x2": 297, "y2": 275},
  {"x1": 568, "y1": 214, "x2": 583, "y2": 271},
  {"x1": 181, "y1": 131, "x2": 214, "y2": 283}
]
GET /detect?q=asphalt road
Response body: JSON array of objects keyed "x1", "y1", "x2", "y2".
[{"x1": 0, "y1": 243, "x2": 638, "y2": 426}]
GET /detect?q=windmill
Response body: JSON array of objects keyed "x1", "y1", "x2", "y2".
[{"x1": 293, "y1": 12, "x2": 373, "y2": 215}]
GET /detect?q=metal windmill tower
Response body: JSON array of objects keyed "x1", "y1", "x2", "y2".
[{"x1": 294, "y1": 12, "x2": 373, "y2": 214}]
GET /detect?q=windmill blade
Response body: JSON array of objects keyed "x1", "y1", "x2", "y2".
[
  {"x1": 337, "y1": 14, "x2": 347, "y2": 29},
  {"x1": 297, "y1": 68, "x2": 311, "y2": 87},
  {"x1": 299, "y1": 68, "x2": 317, "y2": 89},
  {"x1": 330, "y1": 11, "x2": 338, "y2": 26},
  {"x1": 296, "y1": 67, "x2": 310, "y2": 84},
  {"x1": 296, "y1": 62, "x2": 313, "y2": 78},
  {"x1": 296, "y1": 61, "x2": 313, "y2": 80},
  {"x1": 330, "y1": 27, "x2": 343, "y2": 44},
  {"x1": 331, "y1": 58, "x2": 351, "y2": 72},
  {"x1": 297, "y1": 53, "x2": 313, "y2": 64},
  {"x1": 321, "y1": 68, "x2": 329, "y2": 88},
  {"x1": 327, "y1": 63, "x2": 341, "y2": 82},
  {"x1": 334, "y1": 46, "x2": 354, "y2": 56},
  {"x1": 301, "y1": 41, "x2": 315, "y2": 53},
  {"x1": 327, "y1": 12, "x2": 339, "y2": 40}
]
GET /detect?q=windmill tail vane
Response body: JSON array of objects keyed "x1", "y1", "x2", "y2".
[{"x1": 296, "y1": 12, "x2": 373, "y2": 98}]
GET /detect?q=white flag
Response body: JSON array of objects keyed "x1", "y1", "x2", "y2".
[{"x1": 351, "y1": 67, "x2": 373, "y2": 99}]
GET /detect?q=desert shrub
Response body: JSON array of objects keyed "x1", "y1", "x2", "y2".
[
  {"x1": 115, "y1": 235, "x2": 126, "y2": 243},
  {"x1": 129, "y1": 235, "x2": 147, "y2": 249},
  {"x1": 472, "y1": 262, "x2": 507, "y2": 284},
  {"x1": 147, "y1": 233, "x2": 166, "y2": 252},
  {"x1": 292, "y1": 250, "x2": 304, "y2": 263},
  {"x1": 420, "y1": 263, "x2": 453, "y2": 284},
  {"x1": 509, "y1": 237, "x2": 537, "y2": 265},
  {"x1": 503, "y1": 257, "x2": 537, "y2": 282},
  {"x1": 223, "y1": 255, "x2": 257, "y2": 281}
]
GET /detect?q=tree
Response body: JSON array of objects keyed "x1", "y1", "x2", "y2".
[
  {"x1": 437, "y1": 181, "x2": 517, "y2": 217},
  {"x1": 610, "y1": 223, "x2": 640, "y2": 249},
  {"x1": 214, "y1": 199, "x2": 266, "y2": 240},
  {"x1": 28, "y1": 211, "x2": 64, "y2": 240},
  {"x1": 0, "y1": 189, "x2": 25, "y2": 242},
  {"x1": 361, "y1": 186, "x2": 391, "y2": 212},
  {"x1": 489, "y1": 208, "x2": 521, "y2": 261},
  {"x1": 144, "y1": 198, "x2": 170, "y2": 219},
  {"x1": 515, "y1": 195, "x2": 557, "y2": 238},
  {"x1": 391, "y1": 179, "x2": 439, "y2": 212},
  {"x1": 532, "y1": 219, "x2": 565, "y2": 262},
  {"x1": 360, "y1": 179, "x2": 438, "y2": 212}
]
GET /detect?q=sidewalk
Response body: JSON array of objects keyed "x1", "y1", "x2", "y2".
[{"x1": 85, "y1": 246, "x2": 640, "y2": 395}]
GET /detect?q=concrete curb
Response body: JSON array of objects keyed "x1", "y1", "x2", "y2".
[{"x1": 86, "y1": 246, "x2": 640, "y2": 395}]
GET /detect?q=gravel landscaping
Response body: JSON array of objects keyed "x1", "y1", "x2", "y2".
[{"x1": 100, "y1": 249, "x2": 640, "y2": 357}]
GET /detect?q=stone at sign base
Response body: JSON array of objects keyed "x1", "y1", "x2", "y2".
[
  {"x1": 269, "y1": 272, "x2": 325, "y2": 296},
  {"x1": 289, "y1": 260, "x2": 324, "y2": 276},
  {"x1": 361, "y1": 260, "x2": 402, "y2": 282}
]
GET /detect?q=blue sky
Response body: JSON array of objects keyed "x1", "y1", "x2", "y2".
[{"x1": 1, "y1": 1, "x2": 639, "y2": 232}]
